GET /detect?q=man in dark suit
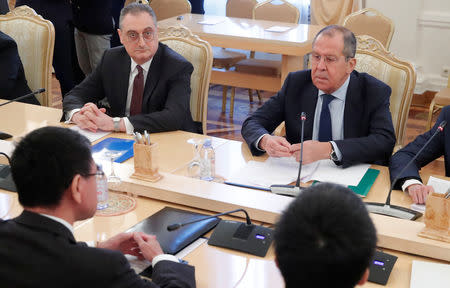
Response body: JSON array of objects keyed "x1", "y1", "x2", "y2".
[
  {"x1": 0, "y1": 126, "x2": 195, "y2": 288},
  {"x1": 0, "y1": 30, "x2": 40, "y2": 105},
  {"x1": 241, "y1": 25, "x2": 395, "y2": 167},
  {"x1": 390, "y1": 106, "x2": 450, "y2": 204},
  {"x1": 0, "y1": 0, "x2": 9, "y2": 14},
  {"x1": 63, "y1": 3, "x2": 196, "y2": 133},
  {"x1": 275, "y1": 183, "x2": 377, "y2": 288}
]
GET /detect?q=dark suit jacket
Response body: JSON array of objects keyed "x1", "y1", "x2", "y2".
[
  {"x1": 71, "y1": 0, "x2": 114, "y2": 35},
  {"x1": 390, "y1": 106, "x2": 450, "y2": 189},
  {"x1": 241, "y1": 70, "x2": 395, "y2": 167},
  {"x1": 0, "y1": 0, "x2": 9, "y2": 14},
  {"x1": 0, "y1": 210, "x2": 196, "y2": 288},
  {"x1": 0, "y1": 31, "x2": 40, "y2": 105},
  {"x1": 63, "y1": 43, "x2": 196, "y2": 133}
]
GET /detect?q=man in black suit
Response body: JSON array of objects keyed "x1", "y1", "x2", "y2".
[
  {"x1": 241, "y1": 25, "x2": 395, "y2": 167},
  {"x1": 0, "y1": 0, "x2": 9, "y2": 14},
  {"x1": 275, "y1": 183, "x2": 377, "y2": 288},
  {"x1": 0, "y1": 30, "x2": 40, "y2": 105},
  {"x1": 390, "y1": 106, "x2": 450, "y2": 204},
  {"x1": 0, "y1": 126, "x2": 195, "y2": 288},
  {"x1": 63, "y1": 3, "x2": 196, "y2": 133}
]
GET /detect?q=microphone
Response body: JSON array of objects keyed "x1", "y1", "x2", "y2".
[
  {"x1": 0, "y1": 88, "x2": 46, "y2": 140},
  {"x1": 168, "y1": 208, "x2": 273, "y2": 257},
  {"x1": 270, "y1": 112, "x2": 306, "y2": 197},
  {"x1": 366, "y1": 120, "x2": 447, "y2": 221},
  {"x1": 167, "y1": 208, "x2": 251, "y2": 231}
]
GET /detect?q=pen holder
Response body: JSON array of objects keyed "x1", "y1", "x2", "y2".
[
  {"x1": 418, "y1": 193, "x2": 450, "y2": 243},
  {"x1": 131, "y1": 142, "x2": 162, "y2": 182}
]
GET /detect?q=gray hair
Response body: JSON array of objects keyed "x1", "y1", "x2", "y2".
[
  {"x1": 312, "y1": 25, "x2": 356, "y2": 60},
  {"x1": 119, "y1": 3, "x2": 157, "y2": 28}
]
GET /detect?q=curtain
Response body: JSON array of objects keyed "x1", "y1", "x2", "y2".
[{"x1": 310, "y1": 0, "x2": 360, "y2": 25}]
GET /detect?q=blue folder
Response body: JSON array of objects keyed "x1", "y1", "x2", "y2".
[{"x1": 91, "y1": 137, "x2": 135, "y2": 163}]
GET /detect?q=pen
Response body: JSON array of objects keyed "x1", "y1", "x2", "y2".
[
  {"x1": 144, "y1": 130, "x2": 150, "y2": 145},
  {"x1": 445, "y1": 188, "x2": 450, "y2": 199}
]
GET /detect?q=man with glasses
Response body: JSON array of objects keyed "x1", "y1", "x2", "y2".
[
  {"x1": 241, "y1": 25, "x2": 395, "y2": 167},
  {"x1": 63, "y1": 3, "x2": 197, "y2": 134},
  {"x1": 0, "y1": 126, "x2": 195, "y2": 287}
]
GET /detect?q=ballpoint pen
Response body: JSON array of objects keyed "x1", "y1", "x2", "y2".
[{"x1": 144, "y1": 130, "x2": 150, "y2": 145}]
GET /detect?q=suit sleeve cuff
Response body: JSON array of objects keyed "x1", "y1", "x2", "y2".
[
  {"x1": 65, "y1": 108, "x2": 81, "y2": 123},
  {"x1": 254, "y1": 134, "x2": 268, "y2": 152},
  {"x1": 123, "y1": 117, "x2": 134, "y2": 134},
  {"x1": 152, "y1": 254, "x2": 179, "y2": 267},
  {"x1": 402, "y1": 179, "x2": 423, "y2": 192},
  {"x1": 330, "y1": 141, "x2": 342, "y2": 161}
]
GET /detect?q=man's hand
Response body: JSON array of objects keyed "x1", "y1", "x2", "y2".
[
  {"x1": 290, "y1": 140, "x2": 332, "y2": 164},
  {"x1": 97, "y1": 232, "x2": 142, "y2": 258},
  {"x1": 79, "y1": 103, "x2": 114, "y2": 132},
  {"x1": 259, "y1": 135, "x2": 292, "y2": 157},
  {"x1": 407, "y1": 184, "x2": 434, "y2": 204},
  {"x1": 133, "y1": 232, "x2": 164, "y2": 262}
]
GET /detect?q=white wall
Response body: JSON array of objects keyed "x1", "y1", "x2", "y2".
[{"x1": 366, "y1": 0, "x2": 450, "y2": 93}]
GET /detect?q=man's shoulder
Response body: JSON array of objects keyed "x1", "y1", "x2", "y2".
[{"x1": 351, "y1": 70, "x2": 390, "y2": 90}]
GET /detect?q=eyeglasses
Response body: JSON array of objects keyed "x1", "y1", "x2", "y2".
[
  {"x1": 126, "y1": 30, "x2": 155, "y2": 42},
  {"x1": 311, "y1": 53, "x2": 350, "y2": 66},
  {"x1": 82, "y1": 165, "x2": 105, "y2": 178}
]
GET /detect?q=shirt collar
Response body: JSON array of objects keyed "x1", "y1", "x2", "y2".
[
  {"x1": 130, "y1": 57, "x2": 152, "y2": 74},
  {"x1": 318, "y1": 74, "x2": 350, "y2": 101},
  {"x1": 40, "y1": 213, "x2": 74, "y2": 234}
]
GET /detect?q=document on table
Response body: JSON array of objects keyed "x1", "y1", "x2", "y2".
[
  {"x1": 227, "y1": 157, "x2": 370, "y2": 189},
  {"x1": 410, "y1": 260, "x2": 450, "y2": 288},
  {"x1": 0, "y1": 140, "x2": 15, "y2": 158},
  {"x1": 265, "y1": 25, "x2": 292, "y2": 32},
  {"x1": 70, "y1": 126, "x2": 111, "y2": 143},
  {"x1": 198, "y1": 19, "x2": 225, "y2": 25}
]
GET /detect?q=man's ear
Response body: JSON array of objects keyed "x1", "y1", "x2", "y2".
[
  {"x1": 70, "y1": 174, "x2": 83, "y2": 204},
  {"x1": 118, "y1": 28, "x2": 124, "y2": 45},
  {"x1": 357, "y1": 268, "x2": 370, "y2": 286},
  {"x1": 347, "y1": 57, "x2": 356, "y2": 74}
]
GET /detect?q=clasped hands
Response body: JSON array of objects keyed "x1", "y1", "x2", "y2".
[
  {"x1": 97, "y1": 231, "x2": 164, "y2": 262},
  {"x1": 72, "y1": 103, "x2": 115, "y2": 132},
  {"x1": 259, "y1": 135, "x2": 332, "y2": 164}
]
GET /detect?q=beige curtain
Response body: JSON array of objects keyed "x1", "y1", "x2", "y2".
[{"x1": 310, "y1": 0, "x2": 360, "y2": 25}]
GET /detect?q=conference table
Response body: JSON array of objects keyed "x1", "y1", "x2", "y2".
[
  {"x1": 1, "y1": 102, "x2": 449, "y2": 288},
  {"x1": 158, "y1": 14, "x2": 323, "y2": 92}
]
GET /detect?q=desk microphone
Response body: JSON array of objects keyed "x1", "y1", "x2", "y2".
[
  {"x1": 168, "y1": 208, "x2": 273, "y2": 257},
  {"x1": 0, "y1": 88, "x2": 45, "y2": 140},
  {"x1": 270, "y1": 112, "x2": 306, "y2": 197},
  {"x1": 366, "y1": 120, "x2": 447, "y2": 221}
]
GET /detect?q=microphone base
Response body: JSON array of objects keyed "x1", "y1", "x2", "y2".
[
  {"x1": 270, "y1": 185, "x2": 304, "y2": 197},
  {"x1": 365, "y1": 202, "x2": 422, "y2": 221},
  {"x1": 208, "y1": 220, "x2": 273, "y2": 257}
]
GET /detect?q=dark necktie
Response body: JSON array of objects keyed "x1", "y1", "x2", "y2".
[
  {"x1": 130, "y1": 65, "x2": 144, "y2": 116},
  {"x1": 318, "y1": 94, "x2": 334, "y2": 142}
]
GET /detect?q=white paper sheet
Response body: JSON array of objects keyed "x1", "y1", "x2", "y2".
[
  {"x1": 0, "y1": 140, "x2": 15, "y2": 158},
  {"x1": 426, "y1": 176, "x2": 450, "y2": 194},
  {"x1": 410, "y1": 260, "x2": 450, "y2": 288},
  {"x1": 70, "y1": 126, "x2": 111, "y2": 143},
  {"x1": 311, "y1": 160, "x2": 370, "y2": 186},
  {"x1": 265, "y1": 25, "x2": 291, "y2": 32},
  {"x1": 198, "y1": 19, "x2": 225, "y2": 25}
]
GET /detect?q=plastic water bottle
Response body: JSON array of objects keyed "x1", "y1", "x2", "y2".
[{"x1": 199, "y1": 139, "x2": 215, "y2": 181}]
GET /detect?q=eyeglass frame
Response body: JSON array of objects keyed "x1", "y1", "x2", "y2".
[
  {"x1": 82, "y1": 165, "x2": 105, "y2": 178},
  {"x1": 310, "y1": 52, "x2": 353, "y2": 66}
]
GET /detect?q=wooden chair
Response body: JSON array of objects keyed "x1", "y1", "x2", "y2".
[
  {"x1": 150, "y1": 0, "x2": 191, "y2": 21},
  {"x1": 274, "y1": 35, "x2": 416, "y2": 152},
  {"x1": 229, "y1": 0, "x2": 299, "y2": 118},
  {"x1": 343, "y1": 8, "x2": 395, "y2": 49},
  {"x1": 355, "y1": 35, "x2": 415, "y2": 151},
  {"x1": 214, "y1": 0, "x2": 257, "y2": 117},
  {"x1": 427, "y1": 75, "x2": 450, "y2": 130},
  {"x1": 0, "y1": 5, "x2": 55, "y2": 106},
  {"x1": 159, "y1": 25, "x2": 212, "y2": 134}
]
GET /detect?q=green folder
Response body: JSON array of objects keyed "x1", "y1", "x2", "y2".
[{"x1": 313, "y1": 168, "x2": 380, "y2": 197}]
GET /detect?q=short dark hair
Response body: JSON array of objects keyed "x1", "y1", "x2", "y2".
[
  {"x1": 119, "y1": 2, "x2": 157, "y2": 28},
  {"x1": 10, "y1": 127, "x2": 92, "y2": 207},
  {"x1": 274, "y1": 183, "x2": 377, "y2": 288},
  {"x1": 312, "y1": 25, "x2": 357, "y2": 59}
]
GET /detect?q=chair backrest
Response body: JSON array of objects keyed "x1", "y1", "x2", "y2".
[
  {"x1": 253, "y1": 0, "x2": 300, "y2": 23},
  {"x1": 159, "y1": 25, "x2": 212, "y2": 134},
  {"x1": 226, "y1": 0, "x2": 257, "y2": 19},
  {"x1": 343, "y1": 8, "x2": 394, "y2": 49},
  {"x1": 124, "y1": 0, "x2": 149, "y2": 7},
  {"x1": 355, "y1": 35, "x2": 416, "y2": 150},
  {"x1": 150, "y1": 0, "x2": 191, "y2": 21},
  {"x1": 0, "y1": 5, "x2": 54, "y2": 106}
]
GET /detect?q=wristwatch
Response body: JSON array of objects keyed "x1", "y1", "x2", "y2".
[
  {"x1": 113, "y1": 117, "x2": 121, "y2": 132},
  {"x1": 329, "y1": 143, "x2": 339, "y2": 162}
]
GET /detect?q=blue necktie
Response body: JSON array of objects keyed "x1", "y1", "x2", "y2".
[{"x1": 318, "y1": 94, "x2": 334, "y2": 142}]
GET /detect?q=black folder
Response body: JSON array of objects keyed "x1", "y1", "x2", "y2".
[{"x1": 126, "y1": 206, "x2": 220, "y2": 255}]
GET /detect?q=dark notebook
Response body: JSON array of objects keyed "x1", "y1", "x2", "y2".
[{"x1": 126, "y1": 206, "x2": 220, "y2": 255}]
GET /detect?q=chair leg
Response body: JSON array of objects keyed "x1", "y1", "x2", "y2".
[
  {"x1": 230, "y1": 87, "x2": 236, "y2": 118},
  {"x1": 256, "y1": 90, "x2": 262, "y2": 102},
  {"x1": 248, "y1": 89, "x2": 254, "y2": 102},
  {"x1": 222, "y1": 85, "x2": 228, "y2": 113},
  {"x1": 427, "y1": 99, "x2": 436, "y2": 130}
]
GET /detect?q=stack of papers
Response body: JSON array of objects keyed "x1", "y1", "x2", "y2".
[
  {"x1": 227, "y1": 157, "x2": 370, "y2": 189},
  {"x1": 410, "y1": 260, "x2": 450, "y2": 288}
]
